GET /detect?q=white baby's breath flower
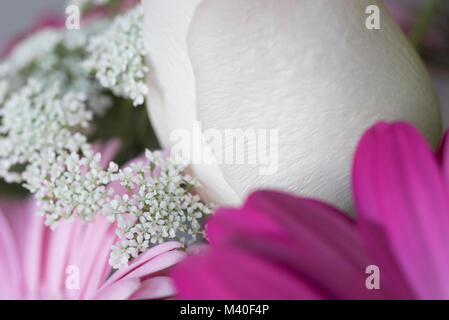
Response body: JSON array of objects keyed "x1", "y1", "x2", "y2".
[
  {"x1": 0, "y1": 4, "x2": 212, "y2": 269},
  {"x1": 0, "y1": 76, "x2": 115, "y2": 228},
  {"x1": 0, "y1": 21, "x2": 113, "y2": 116},
  {"x1": 0, "y1": 81, "x2": 211, "y2": 252},
  {"x1": 7, "y1": 29, "x2": 63, "y2": 71},
  {"x1": 84, "y1": 4, "x2": 148, "y2": 106},
  {"x1": 33, "y1": 147, "x2": 118, "y2": 229},
  {"x1": 108, "y1": 150, "x2": 212, "y2": 269},
  {"x1": 0, "y1": 79, "x2": 91, "y2": 183},
  {"x1": 0, "y1": 80, "x2": 7, "y2": 105}
]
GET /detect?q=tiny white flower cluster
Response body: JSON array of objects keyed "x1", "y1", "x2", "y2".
[
  {"x1": 0, "y1": 79, "x2": 212, "y2": 259},
  {"x1": 84, "y1": 4, "x2": 148, "y2": 106},
  {"x1": 0, "y1": 79, "x2": 115, "y2": 229},
  {"x1": 108, "y1": 150, "x2": 212, "y2": 269},
  {"x1": 5, "y1": 29, "x2": 63, "y2": 72},
  {"x1": 0, "y1": 79, "x2": 92, "y2": 186},
  {"x1": 0, "y1": 22, "x2": 112, "y2": 116},
  {"x1": 0, "y1": 80, "x2": 7, "y2": 105},
  {"x1": 0, "y1": 3, "x2": 213, "y2": 268},
  {"x1": 33, "y1": 149, "x2": 118, "y2": 228}
]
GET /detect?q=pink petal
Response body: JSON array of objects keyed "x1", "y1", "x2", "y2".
[
  {"x1": 29, "y1": 214, "x2": 118, "y2": 300},
  {"x1": 40, "y1": 218, "x2": 78, "y2": 299},
  {"x1": 92, "y1": 139, "x2": 122, "y2": 168},
  {"x1": 20, "y1": 202, "x2": 49, "y2": 299},
  {"x1": 438, "y1": 130, "x2": 449, "y2": 180},
  {"x1": 0, "y1": 201, "x2": 23, "y2": 298},
  {"x1": 129, "y1": 276, "x2": 177, "y2": 300},
  {"x1": 173, "y1": 243, "x2": 324, "y2": 300},
  {"x1": 175, "y1": 191, "x2": 389, "y2": 299},
  {"x1": 206, "y1": 205, "x2": 284, "y2": 246},
  {"x1": 353, "y1": 122, "x2": 449, "y2": 299},
  {"x1": 94, "y1": 278, "x2": 141, "y2": 300},
  {"x1": 72, "y1": 217, "x2": 117, "y2": 299},
  {"x1": 116, "y1": 250, "x2": 186, "y2": 281},
  {"x1": 100, "y1": 242, "x2": 184, "y2": 289}
]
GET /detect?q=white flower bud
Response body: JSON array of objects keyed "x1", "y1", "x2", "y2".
[{"x1": 142, "y1": 0, "x2": 441, "y2": 212}]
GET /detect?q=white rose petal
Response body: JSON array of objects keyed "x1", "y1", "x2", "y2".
[{"x1": 142, "y1": 0, "x2": 441, "y2": 212}]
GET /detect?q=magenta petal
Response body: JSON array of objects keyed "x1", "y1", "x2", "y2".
[
  {"x1": 438, "y1": 130, "x2": 449, "y2": 181},
  {"x1": 353, "y1": 122, "x2": 449, "y2": 299},
  {"x1": 242, "y1": 191, "x2": 388, "y2": 299},
  {"x1": 173, "y1": 243, "x2": 325, "y2": 300},
  {"x1": 206, "y1": 205, "x2": 283, "y2": 246},
  {"x1": 175, "y1": 191, "x2": 388, "y2": 299}
]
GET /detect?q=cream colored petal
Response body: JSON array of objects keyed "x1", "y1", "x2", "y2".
[
  {"x1": 186, "y1": 0, "x2": 441, "y2": 212},
  {"x1": 143, "y1": 0, "x2": 441, "y2": 212},
  {"x1": 142, "y1": 0, "x2": 240, "y2": 205}
]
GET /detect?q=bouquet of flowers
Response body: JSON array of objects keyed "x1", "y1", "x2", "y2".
[{"x1": 0, "y1": 0, "x2": 449, "y2": 301}]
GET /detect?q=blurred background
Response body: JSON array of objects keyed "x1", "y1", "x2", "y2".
[
  {"x1": 0, "y1": 0, "x2": 65, "y2": 47},
  {"x1": 0, "y1": 0, "x2": 448, "y2": 126}
]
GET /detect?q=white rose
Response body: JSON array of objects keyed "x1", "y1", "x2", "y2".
[{"x1": 142, "y1": 0, "x2": 441, "y2": 212}]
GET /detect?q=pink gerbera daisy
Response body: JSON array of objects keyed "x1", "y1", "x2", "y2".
[
  {"x1": 173, "y1": 122, "x2": 449, "y2": 299},
  {"x1": 0, "y1": 142, "x2": 186, "y2": 300}
]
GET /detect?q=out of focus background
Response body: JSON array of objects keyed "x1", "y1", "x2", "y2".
[
  {"x1": 0, "y1": 0, "x2": 65, "y2": 46},
  {"x1": 384, "y1": 0, "x2": 449, "y2": 126},
  {"x1": 0, "y1": 0, "x2": 448, "y2": 126}
]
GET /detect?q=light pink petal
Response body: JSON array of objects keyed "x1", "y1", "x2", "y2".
[
  {"x1": 94, "y1": 278, "x2": 141, "y2": 300},
  {"x1": 1, "y1": 198, "x2": 76, "y2": 299},
  {"x1": 50, "y1": 216, "x2": 117, "y2": 299},
  {"x1": 59, "y1": 219, "x2": 86, "y2": 300},
  {"x1": 80, "y1": 229, "x2": 117, "y2": 299},
  {"x1": 98, "y1": 243, "x2": 184, "y2": 300},
  {"x1": 117, "y1": 250, "x2": 186, "y2": 281},
  {"x1": 40, "y1": 219, "x2": 78, "y2": 299},
  {"x1": 129, "y1": 276, "x2": 177, "y2": 300},
  {"x1": 0, "y1": 198, "x2": 35, "y2": 257},
  {"x1": 0, "y1": 202, "x2": 23, "y2": 299},
  {"x1": 21, "y1": 203, "x2": 50, "y2": 299},
  {"x1": 353, "y1": 122, "x2": 449, "y2": 299},
  {"x1": 92, "y1": 139, "x2": 122, "y2": 168},
  {"x1": 74, "y1": 217, "x2": 117, "y2": 299},
  {"x1": 101, "y1": 241, "x2": 184, "y2": 288}
]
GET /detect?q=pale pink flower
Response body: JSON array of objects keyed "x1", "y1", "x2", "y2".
[{"x1": 0, "y1": 142, "x2": 186, "y2": 300}]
